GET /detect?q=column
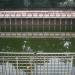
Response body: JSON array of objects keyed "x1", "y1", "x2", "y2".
[
  {"x1": 65, "y1": 19, "x2": 67, "y2": 32},
  {"x1": 60, "y1": 19, "x2": 62, "y2": 32},
  {"x1": 10, "y1": 19, "x2": 11, "y2": 32},
  {"x1": 37, "y1": 19, "x2": 39, "y2": 32},
  {"x1": 4, "y1": 19, "x2": 6, "y2": 32},
  {"x1": 32, "y1": 18, "x2": 33, "y2": 32},
  {"x1": 15, "y1": 19, "x2": 17, "y2": 32},
  {"x1": 43, "y1": 18, "x2": 44, "y2": 32},
  {"x1": 21, "y1": 18, "x2": 22, "y2": 32},
  {"x1": 49, "y1": 19, "x2": 50, "y2": 32},
  {"x1": 71, "y1": 19, "x2": 72, "y2": 31},
  {"x1": 0, "y1": 19, "x2": 1, "y2": 32},
  {"x1": 26, "y1": 19, "x2": 28, "y2": 32},
  {"x1": 54, "y1": 19, "x2": 56, "y2": 32}
]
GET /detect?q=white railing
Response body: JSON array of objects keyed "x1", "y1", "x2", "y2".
[
  {"x1": 0, "y1": 32, "x2": 74, "y2": 38},
  {"x1": 0, "y1": 11, "x2": 75, "y2": 18},
  {"x1": 0, "y1": 52, "x2": 75, "y2": 75}
]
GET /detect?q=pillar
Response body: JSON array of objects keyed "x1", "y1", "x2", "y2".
[
  {"x1": 4, "y1": 19, "x2": 6, "y2": 32},
  {"x1": 49, "y1": 19, "x2": 50, "y2": 32},
  {"x1": 71, "y1": 19, "x2": 72, "y2": 31},
  {"x1": 32, "y1": 18, "x2": 33, "y2": 32},
  {"x1": 0, "y1": 19, "x2": 1, "y2": 32},
  {"x1": 65, "y1": 19, "x2": 67, "y2": 32},
  {"x1": 21, "y1": 18, "x2": 22, "y2": 32},
  {"x1": 60, "y1": 19, "x2": 62, "y2": 32},
  {"x1": 10, "y1": 19, "x2": 11, "y2": 32},
  {"x1": 37, "y1": 19, "x2": 39, "y2": 32},
  {"x1": 43, "y1": 18, "x2": 44, "y2": 32},
  {"x1": 26, "y1": 19, "x2": 28, "y2": 32},
  {"x1": 54, "y1": 19, "x2": 56, "y2": 31},
  {"x1": 15, "y1": 19, "x2": 17, "y2": 32}
]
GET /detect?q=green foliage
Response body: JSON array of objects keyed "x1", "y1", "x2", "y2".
[
  {"x1": 0, "y1": 38, "x2": 75, "y2": 52},
  {"x1": 0, "y1": 0, "x2": 73, "y2": 8}
]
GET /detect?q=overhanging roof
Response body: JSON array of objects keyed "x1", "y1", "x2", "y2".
[{"x1": 0, "y1": 10, "x2": 75, "y2": 18}]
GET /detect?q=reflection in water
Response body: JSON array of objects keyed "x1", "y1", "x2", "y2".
[
  {"x1": 0, "y1": 58, "x2": 75, "y2": 75},
  {"x1": 0, "y1": 62, "x2": 26, "y2": 75},
  {"x1": 35, "y1": 58, "x2": 72, "y2": 75}
]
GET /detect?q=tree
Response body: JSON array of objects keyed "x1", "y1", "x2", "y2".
[
  {"x1": 30, "y1": 0, "x2": 66, "y2": 8},
  {"x1": 24, "y1": 0, "x2": 31, "y2": 7},
  {"x1": 0, "y1": 0, "x2": 10, "y2": 8},
  {"x1": 59, "y1": 0, "x2": 75, "y2": 7}
]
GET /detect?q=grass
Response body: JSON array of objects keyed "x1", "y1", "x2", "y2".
[{"x1": 0, "y1": 38, "x2": 75, "y2": 52}]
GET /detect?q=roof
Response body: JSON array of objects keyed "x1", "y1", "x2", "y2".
[{"x1": 0, "y1": 10, "x2": 75, "y2": 18}]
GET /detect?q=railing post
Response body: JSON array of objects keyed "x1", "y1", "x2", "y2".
[
  {"x1": 44, "y1": 56, "x2": 45, "y2": 75},
  {"x1": 16, "y1": 57, "x2": 18, "y2": 75},
  {"x1": 71, "y1": 56, "x2": 73, "y2": 75},
  {"x1": 2, "y1": 57, "x2": 4, "y2": 75}
]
